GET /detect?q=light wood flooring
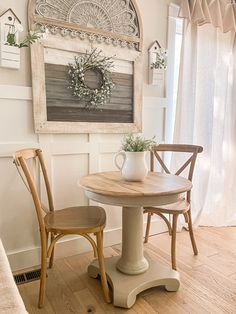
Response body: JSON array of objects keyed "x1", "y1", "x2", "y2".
[{"x1": 18, "y1": 227, "x2": 236, "y2": 313}]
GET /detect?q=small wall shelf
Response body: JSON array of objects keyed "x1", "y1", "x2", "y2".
[
  {"x1": 149, "y1": 68, "x2": 165, "y2": 86},
  {"x1": 0, "y1": 9, "x2": 21, "y2": 69},
  {"x1": 0, "y1": 44, "x2": 20, "y2": 69},
  {"x1": 148, "y1": 41, "x2": 166, "y2": 87}
]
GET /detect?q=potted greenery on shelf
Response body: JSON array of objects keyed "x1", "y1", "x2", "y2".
[
  {"x1": 114, "y1": 134, "x2": 156, "y2": 181},
  {"x1": 0, "y1": 9, "x2": 41, "y2": 69},
  {"x1": 148, "y1": 41, "x2": 167, "y2": 86},
  {"x1": 149, "y1": 48, "x2": 167, "y2": 86},
  {"x1": 150, "y1": 49, "x2": 167, "y2": 70},
  {"x1": 2, "y1": 29, "x2": 41, "y2": 69}
]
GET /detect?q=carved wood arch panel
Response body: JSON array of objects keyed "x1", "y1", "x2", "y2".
[{"x1": 28, "y1": 0, "x2": 143, "y2": 51}]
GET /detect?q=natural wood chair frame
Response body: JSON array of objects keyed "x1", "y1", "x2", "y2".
[
  {"x1": 144, "y1": 144, "x2": 203, "y2": 270},
  {"x1": 13, "y1": 148, "x2": 111, "y2": 308}
]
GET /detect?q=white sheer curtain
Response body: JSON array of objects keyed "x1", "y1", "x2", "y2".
[{"x1": 173, "y1": 7, "x2": 236, "y2": 226}]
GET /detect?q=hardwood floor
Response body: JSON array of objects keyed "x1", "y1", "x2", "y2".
[{"x1": 18, "y1": 227, "x2": 236, "y2": 313}]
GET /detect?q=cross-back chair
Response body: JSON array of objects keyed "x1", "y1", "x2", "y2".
[
  {"x1": 13, "y1": 148, "x2": 111, "y2": 308},
  {"x1": 144, "y1": 144, "x2": 203, "y2": 270}
]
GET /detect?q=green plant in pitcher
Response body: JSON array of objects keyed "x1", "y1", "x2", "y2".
[{"x1": 121, "y1": 134, "x2": 156, "y2": 152}]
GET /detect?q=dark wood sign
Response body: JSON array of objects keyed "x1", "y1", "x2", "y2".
[{"x1": 45, "y1": 63, "x2": 134, "y2": 123}]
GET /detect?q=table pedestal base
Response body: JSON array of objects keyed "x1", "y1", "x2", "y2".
[{"x1": 88, "y1": 256, "x2": 180, "y2": 308}]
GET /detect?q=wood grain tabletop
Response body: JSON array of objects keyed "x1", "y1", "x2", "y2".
[{"x1": 80, "y1": 171, "x2": 192, "y2": 197}]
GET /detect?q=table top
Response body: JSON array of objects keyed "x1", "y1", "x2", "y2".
[{"x1": 80, "y1": 171, "x2": 192, "y2": 197}]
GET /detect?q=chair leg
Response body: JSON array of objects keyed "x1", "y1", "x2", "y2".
[
  {"x1": 49, "y1": 233, "x2": 55, "y2": 269},
  {"x1": 38, "y1": 231, "x2": 48, "y2": 308},
  {"x1": 183, "y1": 212, "x2": 189, "y2": 223},
  {"x1": 144, "y1": 212, "x2": 152, "y2": 243},
  {"x1": 171, "y1": 214, "x2": 179, "y2": 270},
  {"x1": 82, "y1": 234, "x2": 98, "y2": 259},
  {"x1": 187, "y1": 210, "x2": 198, "y2": 255},
  {"x1": 96, "y1": 231, "x2": 111, "y2": 303}
]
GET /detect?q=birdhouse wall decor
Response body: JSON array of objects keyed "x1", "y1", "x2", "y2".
[
  {"x1": 148, "y1": 41, "x2": 167, "y2": 87},
  {"x1": 0, "y1": 9, "x2": 22, "y2": 69}
]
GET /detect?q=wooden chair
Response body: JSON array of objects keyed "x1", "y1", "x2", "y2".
[
  {"x1": 13, "y1": 148, "x2": 111, "y2": 308},
  {"x1": 144, "y1": 144, "x2": 203, "y2": 270}
]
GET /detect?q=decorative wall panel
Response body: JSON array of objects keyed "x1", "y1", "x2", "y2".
[
  {"x1": 28, "y1": 0, "x2": 143, "y2": 133},
  {"x1": 29, "y1": 0, "x2": 142, "y2": 51}
]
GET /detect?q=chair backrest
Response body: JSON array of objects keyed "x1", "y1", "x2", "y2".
[
  {"x1": 150, "y1": 144, "x2": 203, "y2": 201},
  {"x1": 13, "y1": 148, "x2": 54, "y2": 230}
]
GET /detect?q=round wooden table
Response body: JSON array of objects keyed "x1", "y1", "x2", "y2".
[{"x1": 80, "y1": 171, "x2": 192, "y2": 308}]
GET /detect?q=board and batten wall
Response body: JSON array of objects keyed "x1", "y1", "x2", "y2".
[{"x1": 0, "y1": 0, "x2": 174, "y2": 271}]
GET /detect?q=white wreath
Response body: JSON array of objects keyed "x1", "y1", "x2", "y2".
[{"x1": 68, "y1": 49, "x2": 115, "y2": 110}]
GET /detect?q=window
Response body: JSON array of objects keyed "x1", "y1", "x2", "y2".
[{"x1": 165, "y1": 4, "x2": 183, "y2": 145}]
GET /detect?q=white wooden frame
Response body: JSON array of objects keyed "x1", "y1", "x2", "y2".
[
  {"x1": 29, "y1": 0, "x2": 144, "y2": 134},
  {"x1": 30, "y1": 35, "x2": 143, "y2": 134}
]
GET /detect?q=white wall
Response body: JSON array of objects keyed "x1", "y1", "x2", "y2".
[{"x1": 0, "y1": 0, "x2": 173, "y2": 271}]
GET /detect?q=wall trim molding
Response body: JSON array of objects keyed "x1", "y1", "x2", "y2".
[
  {"x1": 0, "y1": 142, "x2": 39, "y2": 157},
  {"x1": 7, "y1": 219, "x2": 167, "y2": 271},
  {"x1": 0, "y1": 85, "x2": 168, "y2": 272},
  {"x1": 0, "y1": 85, "x2": 32, "y2": 100},
  {"x1": 169, "y1": 3, "x2": 180, "y2": 18}
]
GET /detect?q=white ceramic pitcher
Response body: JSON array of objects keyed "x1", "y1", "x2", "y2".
[{"x1": 113, "y1": 151, "x2": 148, "y2": 181}]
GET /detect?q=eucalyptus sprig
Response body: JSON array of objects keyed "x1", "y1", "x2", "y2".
[
  {"x1": 121, "y1": 134, "x2": 156, "y2": 152},
  {"x1": 6, "y1": 31, "x2": 41, "y2": 48},
  {"x1": 17, "y1": 32, "x2": 41, "y2": 48}
]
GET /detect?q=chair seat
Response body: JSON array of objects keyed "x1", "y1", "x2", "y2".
[
  {"x1": 144, "y1": 199, "x2": 190, "y2": 214},
  {"x1": 44, "y1": 206, "x2": 106, "y2": 234}
]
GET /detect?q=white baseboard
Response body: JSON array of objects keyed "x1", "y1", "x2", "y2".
[{"x1": 7, "y1": 219, "x2": 167, "y2": 272}]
